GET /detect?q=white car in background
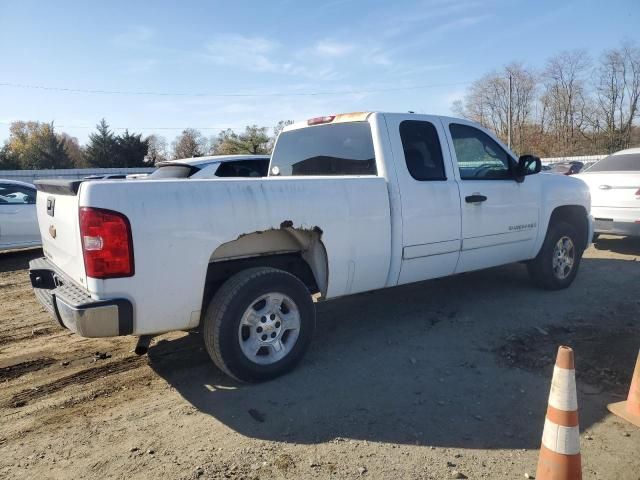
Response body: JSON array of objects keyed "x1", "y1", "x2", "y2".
[
  {"x1": 575, "y1": 148, "x2": 640, "y2": 239},
  {"x1": 148, "y1": 154, "x2": 270, "y2": 179},
  {"x1": 0, "y1": 180, "x2": 40, "y2": 251}
]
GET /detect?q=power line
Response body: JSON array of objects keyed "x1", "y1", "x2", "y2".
[
  {"x1": 0, "y1": 80, "x2": 471, "y2": 98},
  {"x1": 0, "y1": 121, "x2": 242, "y2": 131}
]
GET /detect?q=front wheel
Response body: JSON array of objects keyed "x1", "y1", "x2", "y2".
[
  {"x1": 527, "y1": 221, "x2": 583, "y2": 290},
  {"x1": 202, "y1": 267, "x2": 315, "y2": 382}
]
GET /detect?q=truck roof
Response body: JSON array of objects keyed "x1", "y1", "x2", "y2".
[
  {"x1": 282, "y1": 111, "x2": 483, "y2": 133},
  {"x1": 284, "y1": 112, "x2": 373, "y2": 132}
]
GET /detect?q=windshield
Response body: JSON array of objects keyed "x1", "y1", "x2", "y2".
[
  {"x1": 271, "y1": 122, "x2": 376, "y2": 176},
  {"x1": 587, "y1": 153, "x2": 640, "y2": 172}
]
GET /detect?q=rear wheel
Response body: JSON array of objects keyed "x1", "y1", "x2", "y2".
[
  {"x1": 202, "y1": 267, "x2": 315, "y2": 382},
  {"x1": 527, "y1": 221, "x2": 583, "y2": 290}
]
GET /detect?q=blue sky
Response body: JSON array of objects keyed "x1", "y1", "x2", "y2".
[{"x1": 0, "y1": 0, "x2": 638, "y2": 144}]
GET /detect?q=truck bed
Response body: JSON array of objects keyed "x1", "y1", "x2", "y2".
[{"x1": 35, "y1": 175, "x2": 392, "y2": 335}]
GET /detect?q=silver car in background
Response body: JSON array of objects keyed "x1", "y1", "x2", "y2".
[{"x1": 0, "y1": 179, "x2": 40, "y2": 251}]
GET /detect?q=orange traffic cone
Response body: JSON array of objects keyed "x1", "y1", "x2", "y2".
[
  {"x1": 536, "y1": 346, "x2": 582, "y2": 480},
  {"x1": 607, "y1": 349, "x2": 640, "y2": 427}
]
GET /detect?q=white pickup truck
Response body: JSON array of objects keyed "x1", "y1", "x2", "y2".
[{"x1": 29, "y1": 112, "x2": 593, "y2": 382}]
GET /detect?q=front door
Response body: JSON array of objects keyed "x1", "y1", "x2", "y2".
[
  {"x1": 384, "y1": 114, "x2": 462, "y2": 285},
  {"x1": 441, "y1": 121, "x2": 540, "y2": 273}
]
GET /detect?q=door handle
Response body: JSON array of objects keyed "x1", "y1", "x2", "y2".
[{"x1": 465, "y1": 194, "x2": 487, "y2": 203}]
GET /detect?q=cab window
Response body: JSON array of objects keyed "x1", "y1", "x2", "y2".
[
  {"x1": 271, "y1": 122, "x2": 376, "y2": 176},
  {"x1": 449, "y1": 124, "x2": 512, "y2": 180}
]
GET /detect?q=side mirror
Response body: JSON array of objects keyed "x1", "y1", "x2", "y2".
[{"x1": 515, "y1": 155, "x2": 541, "y2": 183}]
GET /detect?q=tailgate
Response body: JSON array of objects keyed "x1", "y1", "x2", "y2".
[
  {"x1": 579, "y1": 173, "x2": 640, "y2": 208},
  {"x1": 34, "y1": 180, "x2": 86, "y2": 286}
]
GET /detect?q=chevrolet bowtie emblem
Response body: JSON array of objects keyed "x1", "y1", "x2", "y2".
[{"x1": 49, "y1": 225, "x2": 57, "y2": 239}]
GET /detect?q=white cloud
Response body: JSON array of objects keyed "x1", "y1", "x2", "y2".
[
  {"x1": 113, "y1": 26, "x2": 154, "y2": 47},
  {"x1": 362, "y1": 48, "x2": 392, "y2": 66},
  {"x1": 203, "y1": 34, "x2": 281, "y2": 72},
  {"x1": 314, "y1": 40, "x2": 355, "y2": 57},
  {"x1": 199, "y1": 34, "x2": 339, "y2": 80}
]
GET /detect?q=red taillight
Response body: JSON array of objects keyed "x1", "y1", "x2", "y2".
[
  {"x1": 307, "y1": 115, "x2": 335, "y2": 126},
  {"x1": 79, "y1": 207, "x2": 134, "y2": 279},
  {"x1": 635, "y1": 188, "x2": 640, "y2": 197}
]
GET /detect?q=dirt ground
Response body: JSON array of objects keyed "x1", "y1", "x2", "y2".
[{"x1": 1, "y1": 237, "x2": 639, "y2": 480}]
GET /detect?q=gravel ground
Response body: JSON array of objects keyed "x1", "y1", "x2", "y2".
[{"x1": 0, "y1": 236, "x2": 639, "y2": 479}]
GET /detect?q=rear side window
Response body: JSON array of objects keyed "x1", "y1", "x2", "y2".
[
  {"x1": 0, "y1": 184, "x2": 36, "y2": 204},
  {"x1": 271, "y1": 122, "x2": 376, "y2": 176},
  {"x1": 147, "y1": 165, "x2": 195, "y2": 179},
  {"x1": 215, "y1": 159, "x2": 269, "y2": 178},
  {"x1": 587, "y1": 154, "x2": 640, "y2": 172},
  {"x1": 399, "y1": 120, "x2": 446, "y2": 181}
]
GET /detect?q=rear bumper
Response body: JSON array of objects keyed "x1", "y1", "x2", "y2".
[
  {"x1": 29, "y1": 257, "x2": 133, "y2": 337},
  {"x1": 593, "y1": 219, "x2": 640, "y2": 237},
  {"x1": 592, "y1": 206, "x2": 640, "y2": 236}
]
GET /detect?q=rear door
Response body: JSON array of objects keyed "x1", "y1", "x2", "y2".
[
  {"x1": 384, "y1": 114, "x2": 462, "y2": 285},
  {"x1": 585, "y1": 173, "x2": 640, "y2": 209},
  {"x1": 578, "y1": 152, "x2": 640, "y2": 210},
  {"x1": 441, "y1": 120, "x2": 541, "y2": 272},
  {"x1": 0, "y1": 183, "x2": 39, "y2": 248}
]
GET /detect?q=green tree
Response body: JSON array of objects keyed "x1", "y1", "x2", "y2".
[
  {"x1": 33, "y1": 124, "x2": 73, "y2": 169},
  {"x1": 211, "y1": 125, "x2": 270, "y2": 155},
  {"x1": 115, "y1": 130, "x2": 149, "y2": 167},
  {"x1": 85, "y1": 119, "x2": 117, "y2": 167},
  {"x1": 0, "y1": 144, "x2": 19, "y2": 169},
  {"x1": 58, "y1": 133, "x2": 86, "y2": 167},
  {"x1": 1, "y1": 121, "x2": 72, "y2": 169}
]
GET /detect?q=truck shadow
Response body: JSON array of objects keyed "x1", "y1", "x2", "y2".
[
  {"x1": 594, "y1": 235, "x2": 640, "y2": 255},
  {"x1": 148, "y1": 255, "x2": 640, "y2": 450},
  {"x1": 0, "y1": 248, "x2": 42, "y2": 274}
]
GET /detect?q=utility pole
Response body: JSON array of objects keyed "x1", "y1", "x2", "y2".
[{"x1": 507, "y1": 72, "x2": 512, "y2": 150}]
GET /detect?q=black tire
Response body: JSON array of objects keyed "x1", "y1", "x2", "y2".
[
  {"x1": 592, "y1": 233, "x2": 600, "y2": 243},
  {"x1": 527, "y1": 220, "x2": 583, "y2": 290},
  {"x1": 202, "y1": 267, "x2": 315, "y2": 382}
]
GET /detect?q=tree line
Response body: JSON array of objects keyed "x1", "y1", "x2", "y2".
[
  {"x1": 5, "y1": 40, "x2": 636, "y2": 170},
  {"x1": 453, "y1": 40, "x2": 640, "y2": 157},
  {"x1": 0, "y1": 119, "x2": 293, "y2": 170}
]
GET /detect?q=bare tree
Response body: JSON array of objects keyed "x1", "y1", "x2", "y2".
[
  {"x1": 171, "y1": 129, "x2": 207, "y2": 159},
  {"x1": 145, "y1": 134, "x2": 169, "y2": 164},
  {"x1": 593, "y1": 41, "x2": 640, "y2": 152},
  {"x1": 268, "y1": 120, "x2": 294, "y2": 151},
  {"x1": 540, "y1": 50, "x2": 591, "y2": 155},
  {"x1": 454, "y1": 63, "x2": 536, "y2": 153},
  {"x1": 507, "y1": 63, "x2": 537, "y2": 153}
]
